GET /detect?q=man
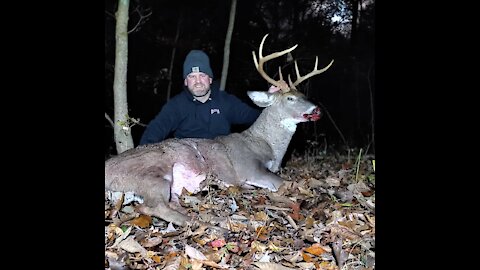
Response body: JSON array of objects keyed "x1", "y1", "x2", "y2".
[{"x1": 139, "y1": 50, "x2": 262, "y2": 145}]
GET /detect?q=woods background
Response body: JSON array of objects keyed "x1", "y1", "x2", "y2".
[{"x1": 104, "y1": 0, "x2": 375, "y2": 157}]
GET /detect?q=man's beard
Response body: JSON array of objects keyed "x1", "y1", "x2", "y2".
[
  {"x1": 191, "y1": 84, "x2": 211, "y2": 97},
  {"x1": 193, "y1": 89, "x2": 210, "y2": 98}
]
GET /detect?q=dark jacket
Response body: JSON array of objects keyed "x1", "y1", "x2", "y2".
[{"x1": 139, "y1": 85, "x2": 261, "y2": 145}]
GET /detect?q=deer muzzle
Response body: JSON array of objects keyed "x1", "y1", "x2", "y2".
[{"x1": 303, "y1": 107, "x2": 321, "y2": 121}]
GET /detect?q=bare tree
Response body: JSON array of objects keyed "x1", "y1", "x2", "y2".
[
  {"x1": 219, "y1": 0, "x2": 237, "y2": 91},
  {"x1": 112, "y1": 0, "x2": 134, "y2": 154},
  {"x1": 166, "y1": 13, "x2": 183, "y2": 101}
]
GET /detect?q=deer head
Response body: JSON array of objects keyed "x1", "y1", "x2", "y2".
[{"x1": 249, "y1": 34, "x2": 334, "y2": 126}]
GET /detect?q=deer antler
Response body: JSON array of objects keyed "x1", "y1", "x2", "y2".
[
  {"x1": 252, "y1": 34, "x2": 297, "y2": 92},
  {"x1": 252, "y1": 34, "x2": 334, "y2": 92},
  {"x1": 290, "y1": 57, "x2": 334, "y2": 90}
]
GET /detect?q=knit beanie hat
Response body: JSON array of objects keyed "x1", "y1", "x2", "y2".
[{"x1": 183, "y1": 50, "x2": 214, "y2": 79}]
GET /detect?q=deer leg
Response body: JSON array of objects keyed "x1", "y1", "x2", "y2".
[
  {"x1": 246, "y1": 172, "x2": 284, "y2": 192},
  {"x1": 134, "y1": 175, "x2": 191, "y2": 226},
  {"x1": 241, "y1": 161, "x2": 285, "y2": 192},
  {"x1": 135, "y1": 165, "x2": 226, "y2": 232},
  {"x1": 137, "y1": 202, "x2": 190, "y2": 226}
]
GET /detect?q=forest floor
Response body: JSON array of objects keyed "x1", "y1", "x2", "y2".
[{"x1": 105, "y1": 148, "x2": 375, "y2": 270}]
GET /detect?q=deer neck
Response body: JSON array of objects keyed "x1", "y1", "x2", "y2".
[{"x1": 243, "y1": 107, "x2": 296, "y2": 172}]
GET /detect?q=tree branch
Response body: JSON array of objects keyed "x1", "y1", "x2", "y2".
[
  {"x1": 105, "y1": 112, "x2": 114, "y2": 128},
  {"x1": 105, "y1": 10, "x2": 115, "y2": 18},
  {"x1": 128, "y1": 6, "x2": 152, "y2": 34}
]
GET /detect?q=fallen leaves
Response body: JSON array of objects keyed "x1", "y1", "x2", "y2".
[{"x1": 104, "y1": 148, "x2": 375, "y2": 269}]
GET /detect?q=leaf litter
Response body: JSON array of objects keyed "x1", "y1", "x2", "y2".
[{"x1": 105, "y1": 148, "x2": 375, "y2": 270}]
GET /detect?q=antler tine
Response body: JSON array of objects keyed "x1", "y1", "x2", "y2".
[
  {"x1": 252, "y1": 34, "x2": 298, "y2": 91},
  {"x1": 278, "y1": 66, "x2": 284, "y2": 81},
  {"x1": 287, "y1": 74, "x2": 294, "y2": 90},
  {"x1": 292, "y1": 57, "x2": 334, "y2": 87}
]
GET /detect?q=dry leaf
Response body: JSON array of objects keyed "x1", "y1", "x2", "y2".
[
  {"x1": 330, "y1": 224, "x2": 361, "y2": 241},
  {"x1": 251, "y1": 241, "x2": 267, "y2": 253},
  {"x1": 302, "y1": 252, "x2": 313, "y2": 262},
  {"x1": 227, "y1": 186, "x2": 241, "y2": 195},
  {"x1": 255, "y1": 226, "x2": 272, "y2": 241},
  {"x1": 365, "y1": 214, "x2": 375, "y2": 225},
  {"x1": 110, "y1": 226, "x2": 132, "y2": 248},
  {"x1": 305, "y1": 216, "x2": 315, "y2": 229},
  {"x1": 254, "y1": 211, "x2": 269, "y2": 221},
  {"x1": 105, "y1": 251, "x2": 118, "y2": 260},
  {"x1": 185, "y1": 244, "x2": 207, "y2": 260},
  {"x1": 253, "y1": 262, "x2": 296, "y2": 270},
  {"x1": 180, "y1": 254, "x2": 190, "y2": 269},
  {"x1": 289, "y1": 211, "x2": 303, "y2": 221},
  {"x1": 267, "y1": 242, "x2": 284, "y2": 252},
  {"x1": 318, "y1": 260, "x2": 338, "y2": 270},
  {"x1": 289, "y1": 202, "x2": 301, "y2": 212},
  {"x1": 325, "y1": 177, "x2": 341, "y2": 187},
  {"x1": 361, "y1": 190, "x2": 374, "y2": 197},
  {"x1": 303, "y1": 243, "x2": 326, "y2": 256},
  {"x1": 296, "y1": 262, "x2": 315, "y2": 269},
  {"x1": 163, "y1": 256, "x2": 181, "y2": 270},
  {"x1": 226, "y1": 242, "x2": 240, "y2": 253},
  {"x1": 210, "y1": 239, "x2": 226, "y2": 248},
  {"x1": 165, "y1": 251, "x2": 179, "y2": 261},
  {"x1": 160, "y1": 222, "x2": 177, "y2": 234},
  {"x1": 151, "y1": 255, "x2": 161, "y2": 263},
  {"x1": 191, "y1": 259, "x2": 204, "y2": 270},
  {"x1": 288, "y1": 203, "x2": 303, "y2": 221},
  {"x1": 267, "y1": 192, "x2": 295, "y2": 204},
  {"x1": 298, "y1": 186, "x2": 314, "y2": 197},
  {"x1": 145, "y1": 250, "x2": 162, "y2": 263},
  {"x1": 129, "y1": 214, "x2": 152, "y2": 228},
  {"x1": 142, "y1": 236, "x2": 163, "y2": 247},
  {"x1": 256, "y1": 196, "x2": 267, "y2": 205},
  {"x1": 306, "y1": 178, "x2": 325, "y2": 188},
  {"x1": 202, "y1": 260, "x2": 229, "y2": 269},
  {"x1": 284, "y1": 251, "x2": 303, "y2": 263},
  {"x1": 225, "y1": 219, "x2": 247, "y2": 232},
  {"x1": 205, "y1": 249, "x2": 224, "y2": 262},
  {"x1": 110, "y1": 192, "x2": 124, "y2": 218},
  {"x1": 117, "y1": 235, "x2": 147, "y2": 256}
]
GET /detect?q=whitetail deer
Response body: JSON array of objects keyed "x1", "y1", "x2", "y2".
[{"x1": 105, "y1": 34, "x2": 334, "y2": 228}]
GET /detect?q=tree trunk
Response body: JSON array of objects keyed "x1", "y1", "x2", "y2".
[
  {"x1": 113, "y1": 0, "x2": 134, "y2": 154},
  {"x1": 220, "y1": 0, "x2": 237, "y2": 91},
  {"x1": 166, "y1": 12, "x2": 183, "y2": 100},
  {"x1": 350, "y1": 0, "x2": 359, "y2": 48}
]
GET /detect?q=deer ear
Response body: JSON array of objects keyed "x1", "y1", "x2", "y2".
[{"x1": 247, "y1": 91, "x2": 275, "y2": 107}]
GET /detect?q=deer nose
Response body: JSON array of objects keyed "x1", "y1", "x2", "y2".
[{"x1": 305, "y1": 107, "x2": 322, "y2": 121}]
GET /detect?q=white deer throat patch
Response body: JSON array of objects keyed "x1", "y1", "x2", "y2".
[{"x1": 280, "y1": 119, "x2": 298, "y2": 132}]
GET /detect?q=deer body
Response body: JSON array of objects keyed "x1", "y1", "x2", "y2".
[{"x1": 105, "y1": 34, "x2": 333, "y2": 227}]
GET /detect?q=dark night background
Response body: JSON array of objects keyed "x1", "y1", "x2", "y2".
[{"x1": 104, "y1": 0, "x2": 375, "y2": 157}]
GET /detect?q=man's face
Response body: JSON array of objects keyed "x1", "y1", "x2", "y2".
[{"x1": 184, "y1": 72, "x2": 212, "y2": 97}]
